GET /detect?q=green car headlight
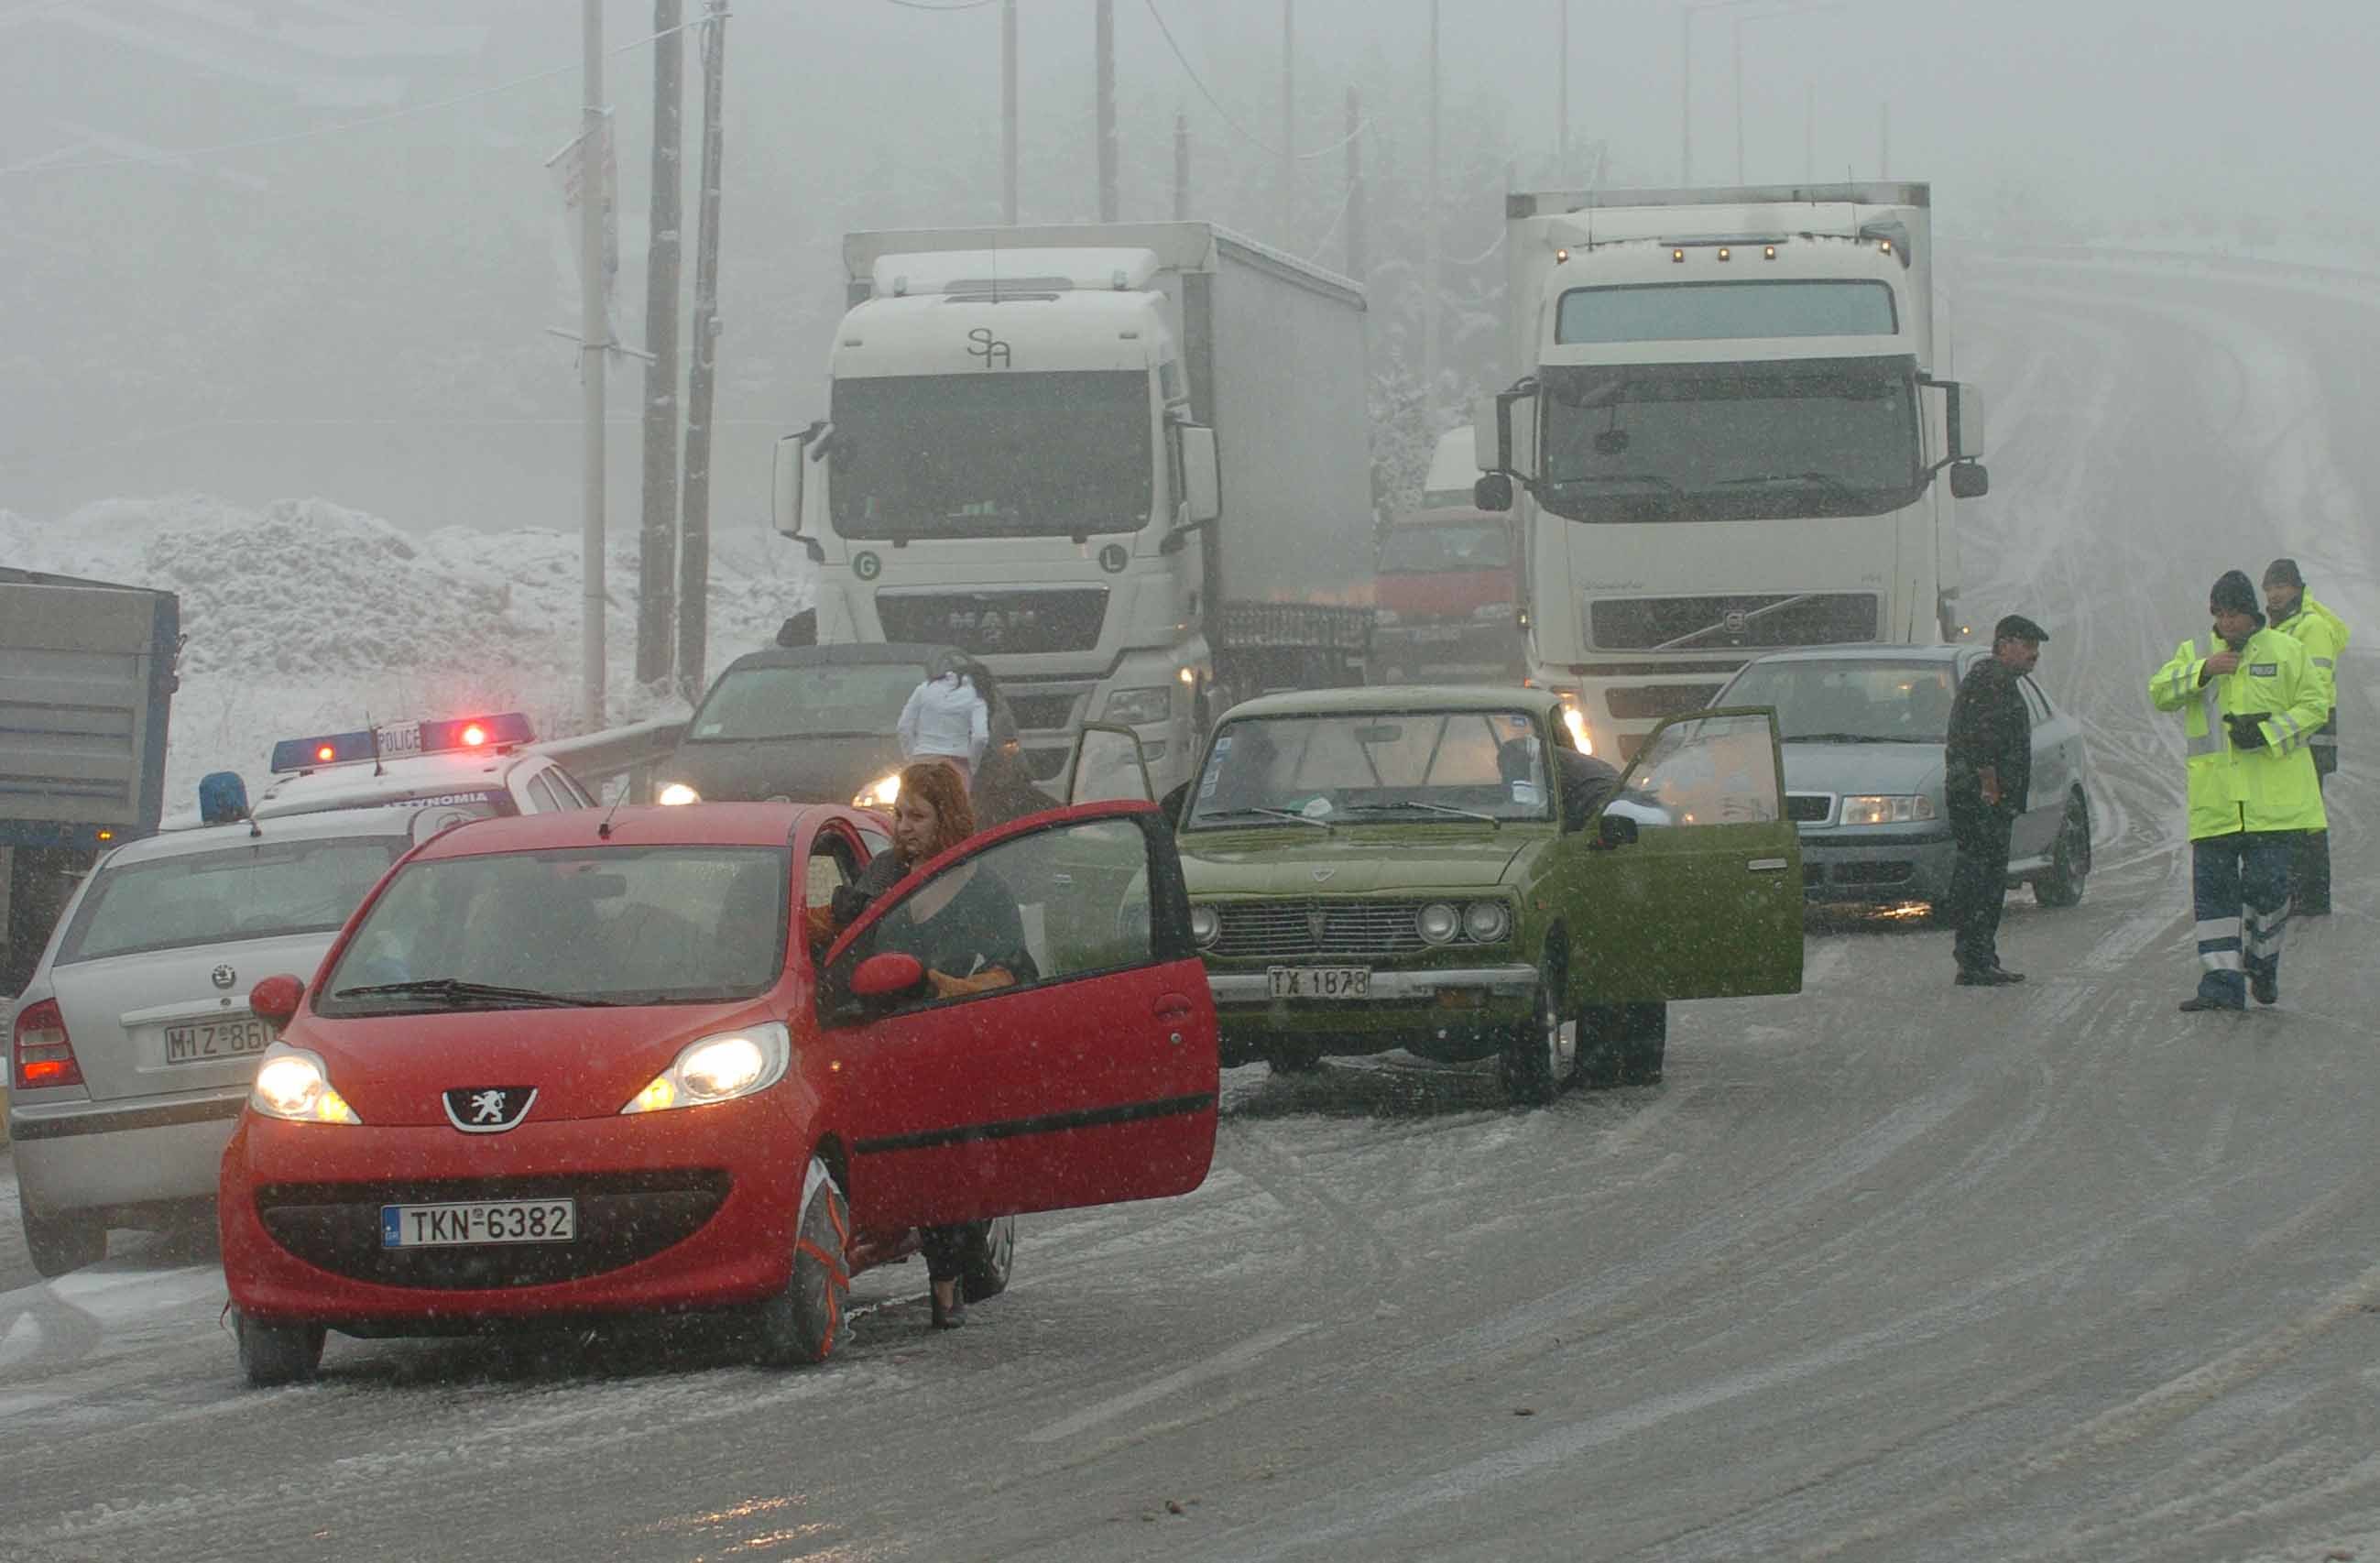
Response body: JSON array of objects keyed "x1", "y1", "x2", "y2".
[
  {"x1": 1416, "y1": 902, "x2": 1460, "y2": 945},
  {"x1": 1461, "y1": 902, "x2": 1511, "y2": 943}
]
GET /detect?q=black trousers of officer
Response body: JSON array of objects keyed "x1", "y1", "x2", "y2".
[{"x1": 1946, "y1": 788, "x2": 2015, "y2": 974}]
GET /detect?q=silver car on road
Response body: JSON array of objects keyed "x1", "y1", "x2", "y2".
[
  {"x1": 6, "y1": 807, "x2": 421, "y2": 1274},
  {"x1": 1711, "y1": 645, "x2": 2093, "y2": 913}
]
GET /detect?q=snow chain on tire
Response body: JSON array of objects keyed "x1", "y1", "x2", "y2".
[{"x1": 759, "y1": 1157, "x2": 852, "y2": 1367}]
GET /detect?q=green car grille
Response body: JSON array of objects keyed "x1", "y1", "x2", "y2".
[{"x1": 1206, "y1": 899, "x2": 1445, "y2": 960}]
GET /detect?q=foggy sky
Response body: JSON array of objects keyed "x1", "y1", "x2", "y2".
[{"x1": 4, "y1": 0, "x2": 2375, "y2": 532}]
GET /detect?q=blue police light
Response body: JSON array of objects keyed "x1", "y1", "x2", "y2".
[
  {"x1": 199, "y1": 771, "x2": 251, "y2": 824},
  {"x1": 269, "y1": 712, "x2": 535, "y2": 773}
]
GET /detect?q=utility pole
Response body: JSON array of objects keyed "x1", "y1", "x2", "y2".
[
  {"x1": 579, "y1": 0, "x2": 607, "y2": 727},
  {"x1": 1424, "y1": 0, "x2": 1440, "y2": 421},
  {"x1": 1679, "y1": 5, "x2": 1692, "y2": 185},
  {"x1": 1173, "y1": 111, "x2": 1190, "y2": 220},
  {"x1": 1806, "y1": 81, "x2": 1815, "y2": 181},
  {"x1": 1096, "y1": 0, "x2": 1117, "y2": 222},
  {"x1": 676, "y1": 0, "x2": 728, "y2": 704},
  {"x1": 1732, "y1": 15, "x2": 1746, "y2": 183},
  {"x1": 1556, "y1": 0, "x2": 1568, "y2": 182},
  {"x1": 1345, "y1": 86, "x2": 1364, "y2": 283},
  {"x1": 636, "y1": 0, "x2": 682, "y2": 691},
  {"x1": 1280, "y1": 0, "x2": 1294, "y2": 236},
  {"x1": 1879, "y1": 101, "x2": 1890, "y2": 178},
  {"x1": 1001, "y1": 0, "x2": 1018, "y2": 223}
]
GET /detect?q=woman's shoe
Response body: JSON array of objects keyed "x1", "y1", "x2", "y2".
[{"x1": 930, "y1": 1284, "x2": 966, "y2": 1329}]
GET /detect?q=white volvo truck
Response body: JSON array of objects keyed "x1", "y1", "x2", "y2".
[
  {"x1": 776, "y1": 223, "x2": 1375, "y2": 793},
  {"x1": 1472, "y1": 182, "x2": 1989, "y2": 762}
]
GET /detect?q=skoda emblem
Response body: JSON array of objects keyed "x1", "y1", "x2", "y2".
[
  {"x1": 212, "y1": 963, "x2": 237, "y2": 990},
  {"x1": 1098, "y1": 543, "x2": 1130, "y2": 574},
  {"x1": 443, "y1": 1087, "x2": 538, "y2": 1134},
  {"x1": 853, "y1": 551, "x2": 882, "y2": 581}
]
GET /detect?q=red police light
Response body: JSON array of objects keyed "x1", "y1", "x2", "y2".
[
  {"x1": 460, "y1": 724, "x2": 488, "y2": 748},
  {"x1": 316, "y1": 744, "x2": 336, "y2": 762}
]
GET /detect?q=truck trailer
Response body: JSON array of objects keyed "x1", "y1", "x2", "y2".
[
  {"x1": 1473, "y1": 182, "x2": 1989, "y2": 761},
  {"x1": 775, "y1": 222, "x2": 1376, "y2": 792},
  {"x1": 1, "y1": 569, "x2": 180, "y2": 995}
]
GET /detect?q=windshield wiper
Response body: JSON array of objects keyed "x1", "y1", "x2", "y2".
[
  {"x1": 333, "y1": 978, "x2": 613, "y2": 1009},
  {"x1": 1195, "y1": 806, "x2": 1333, "y2": 830},
  {"x1": 1783, "y1": 731, "x2": 1905, "y2": 744},
  {"x1": 1717, "y1": 471, "x2": 1857, "y2": 494},
  {"x1": 1345, "y1": 800, "x2": 1501, "y2": 826}
]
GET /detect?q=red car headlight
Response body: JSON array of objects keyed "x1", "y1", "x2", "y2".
[{"x1": 623, "y1": 1022, "x2": 791, "y2": 1114}]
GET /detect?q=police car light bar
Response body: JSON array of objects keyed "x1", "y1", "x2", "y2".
[{"x1": 269, "y1": 712, "x2": 535, "y2": 773}]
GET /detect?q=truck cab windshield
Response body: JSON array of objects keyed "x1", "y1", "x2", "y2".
[
  {"x1": 830, "y1": 370, "x2": 1153, "y2": 541},
  {"x1": 1538, "y1": 355, "x2": 1921, "y2": 523}
]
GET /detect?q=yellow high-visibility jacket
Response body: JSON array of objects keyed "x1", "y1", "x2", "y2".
[
  {"x1": 2270, "y1": 592, "x2": 2350, "y2": 738},
  {"x1": 2149, "y1": 626, "x2": 2330, "y2": 840}
]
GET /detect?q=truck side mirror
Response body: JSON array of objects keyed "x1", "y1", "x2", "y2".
[
  {"x1": 1949, "y1": 383, "x2": 1986, "y2": 461},
  {"x1": 1471, "y1": 383, "x2": 1540, "y2": 486},
  {"x1": 1471, "y1": 402, "x2": 1501, "y2": 473},
  {"x1": 1949, "y1": 463, "x2": 1990, "y2": 499},
  {"x1": 1473, "y1": 473, "x2": 1514, "y2": 513},
  {"x1": 771, "y1": 431, "x2": 807, "y2": 539},
  {"x1": 1178, "y1": 424, "x2": 1220, "y2": 525}
]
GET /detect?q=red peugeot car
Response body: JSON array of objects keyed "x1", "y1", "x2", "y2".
[{"x1": 217, "y1": 800, "x2": 1217, "y2": 1385}]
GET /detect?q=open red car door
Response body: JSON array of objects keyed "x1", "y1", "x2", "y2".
[{"x1": 819, "y1": 801, "x2": 1218, "y2": 1230}]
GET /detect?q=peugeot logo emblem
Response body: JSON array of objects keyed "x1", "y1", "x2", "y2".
[
  {"x1": 442, "y1": 1087, "x2": 538, "y2": 1134},
  {"x1": 212, "y1": 963, "x2": 237, "y2": 991}
]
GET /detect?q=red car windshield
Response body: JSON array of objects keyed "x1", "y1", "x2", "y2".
[{"x1": 316, "y1": 845, "x2": 792, "y2": 1013}]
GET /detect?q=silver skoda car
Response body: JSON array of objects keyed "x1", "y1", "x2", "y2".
[{"x1": 6, "y1": 806, "x2": 422, "y2": 1275}]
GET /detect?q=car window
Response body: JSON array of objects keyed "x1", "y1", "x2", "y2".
[
  {"x1": 857, "y1": 827, "x2": 893, "y2": 862},
  {"x1": 1185, "y1": 710, "x2": 1552, "y2": 827},
  {"x1": 689, "y1": 661, "x2": 931, "y2": 741},
  {"x1": 316, "y1": 845, "x2": 792, "y2": 1012},
  {"x1": 57, "y1": 837, "x2": 406, "y2": 964},
  {"x1": 557, "y1": 768, "x2": 598, "y2": 807},
  {"x1": 524, "y1": 772, "x2": 565, "y2": 813},
  {"x1": 1616, "y1": 712, "x2": 1780, "y2": 826},
  {"x1": 835, "y1": 816, "x2": 1158, "y2": 1017},
  {"x1": 2021, "y1": 677, "x2": 2052, "y2": 726},
  {"x1": 1717, "y1": 660, "x2": 1959, "y2": 743},
  {"x1": 805, "y1": 833, "x2": 857, "y2": 905},
  {"x1": 1377, "y1": 522, "x2": 1511, "y2": 573}
]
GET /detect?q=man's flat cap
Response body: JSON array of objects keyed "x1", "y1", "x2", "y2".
[{"x1": 1993, "y1": 613, "x2": 2049, "y2": 644}]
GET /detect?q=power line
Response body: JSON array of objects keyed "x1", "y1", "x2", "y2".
[
  {"x1": 1141, "y1": 0, "x2": 1366, "y2": 163},
  {"x1": 0, "y1": 14, "x2": 713, "y2": 180},
  {"x1": 879, "y1": 0, "x2": 997, "y2": 8}
]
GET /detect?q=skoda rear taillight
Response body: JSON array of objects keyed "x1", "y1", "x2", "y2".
[{"x1": 12, "y1": 1000, "x2": 83, "y2": 1090}]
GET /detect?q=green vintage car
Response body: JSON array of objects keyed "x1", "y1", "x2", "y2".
[{"x1": 1147, "y1": 686, "x2": 1804, "y2": 1106}]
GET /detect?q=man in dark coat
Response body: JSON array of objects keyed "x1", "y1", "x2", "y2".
[{"x1": 1943, "y1": 613, "x2": 2049, "y2": 985}]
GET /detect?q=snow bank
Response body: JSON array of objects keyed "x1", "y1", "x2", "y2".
[{"x1": 0, "y1": 495, "x2": 815, "y2": 810}]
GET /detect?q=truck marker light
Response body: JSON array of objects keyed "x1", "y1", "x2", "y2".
[
  {"x1": 1555, "y1": 248, "x2": 1570, "y2": 264},
  {"x1": 1672, "y1": 248, "x2": 1686, "y2": 263},
  {"x1": 1717, "y1": 247, "x2": 1731, "y2": 262},
  {"x1": 1878, "y1": 240, "x2": 1894, "y2": 255},
  {"x1": 1764, "y1": 246, "x2": 1778, "y2": 260}
]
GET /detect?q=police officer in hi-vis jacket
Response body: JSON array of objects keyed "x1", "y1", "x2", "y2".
[
  {"x1": 2262, "y1": 558, "x2": 2350, "y2": 915},
  {"x1": 2149, "y1": 570, "x2": 2329, "y2": 1012}
]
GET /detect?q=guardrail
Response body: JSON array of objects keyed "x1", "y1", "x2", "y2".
[{"x1": 531, "y1": 714, "x2": 689, "y2": 804}]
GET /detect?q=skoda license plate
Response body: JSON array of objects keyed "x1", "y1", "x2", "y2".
[
  {"x1": 380, "y1": 1200, "x2": 575, "y2": 1249},
  {"x1": 164, "y1": 1018, "x2": 273, "y2": 1065},
  {"x1": 1410, "y1": 625, "x2": 1463, "y2": 643},
  {"x1": 1270, "y1": 966, "x2": 1370, "y2": 1000}
]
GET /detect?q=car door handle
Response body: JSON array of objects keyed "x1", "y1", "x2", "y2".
[
  {"x1": 1155, "y1": 993, "x2": 1195, "y2": 1022},
  {"x1": 1747, "y1": 858, "x2": 1790, "y2": 872}
]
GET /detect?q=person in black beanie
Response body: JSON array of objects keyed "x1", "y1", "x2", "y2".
[{"x1": 2149, "y1": 570, "x2": 2329, "y2": 1011}]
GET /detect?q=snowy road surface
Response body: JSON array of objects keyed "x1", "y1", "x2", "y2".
[{"x1": 5, "y1": 255, "x2": 2380, "y2": 1562}]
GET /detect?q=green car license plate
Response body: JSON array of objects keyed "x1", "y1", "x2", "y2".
[{"x1": 1269, "y1": 966, "x2": 1370, "y2": 1000}]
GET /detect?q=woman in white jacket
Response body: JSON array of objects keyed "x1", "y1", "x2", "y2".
[{"x1": 896, "y1": 661, "x2": 992, "y2": 789}]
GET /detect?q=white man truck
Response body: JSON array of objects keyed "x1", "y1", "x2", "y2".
[
  {"x1": 1472, "y1": 182, "x2": 1989, "y2": 761},
  {"x1": 776, "y1": 223, "x2": 1375, "y2": 793}
]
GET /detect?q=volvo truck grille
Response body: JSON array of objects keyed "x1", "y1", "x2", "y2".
[
  {"x1": 876, "y1": 589, "x2": 1109, "y2": 655},
  {"x1": 1589, "y1": 594, "x2": 1880, "y2": 650}
]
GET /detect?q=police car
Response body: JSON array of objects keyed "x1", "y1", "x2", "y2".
[
  {"x1": 248, "y1": 713, "x2": 597, "y2": 825},
  {"x1": 7, "y1": 800, "x2": 438, "y2": 1276}
]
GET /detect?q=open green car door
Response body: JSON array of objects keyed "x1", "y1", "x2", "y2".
[{"x1": 1573, "y1": 707, "x2": 1803, "y2": 1000}]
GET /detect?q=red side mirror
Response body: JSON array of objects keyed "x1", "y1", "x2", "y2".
[
  {"x1": 850, "y1": 952, "x2": 925, "y2": 999},
  {"x1": 249, "y1": 974, "x2": 306, "y2": 1026}
]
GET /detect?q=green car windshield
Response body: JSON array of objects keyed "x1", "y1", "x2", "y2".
[{"x1": 1187, "y1": 709, "x2": 1553, "y2": 828}]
